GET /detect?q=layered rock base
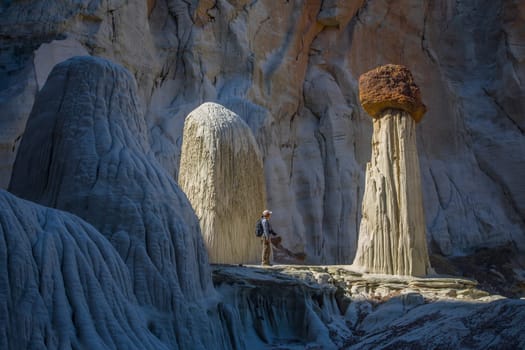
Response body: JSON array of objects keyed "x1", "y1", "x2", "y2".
[{"x1": 212, "y1": 264, "x2": 525, "y2": 349}]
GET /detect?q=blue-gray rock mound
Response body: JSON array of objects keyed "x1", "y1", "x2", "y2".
[
  {"x1": 0, "y1": 189, "x2": 168, "y2": 349},
  {"x1": 9, "y1": 56, "x2": 231, "y2": 349}
]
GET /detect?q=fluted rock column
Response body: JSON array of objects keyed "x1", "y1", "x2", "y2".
[
  {"x1": 179, "y1": 102, "x2": 266, "y2": 264},
  {"x1": 352, "y1": 64, "x2": 430, "y2": 276}
]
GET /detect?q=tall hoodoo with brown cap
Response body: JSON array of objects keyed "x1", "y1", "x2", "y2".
[{"x1": 353, "y1": 64, "x2": 430, "y2": 276}]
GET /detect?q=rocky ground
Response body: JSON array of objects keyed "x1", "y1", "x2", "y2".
[
  {"x1": 212, "y1": 263, "x2": 525, "y2": 349},
  {"x1": 429, "y1": 244, "x2": 525, "y2": 299}
]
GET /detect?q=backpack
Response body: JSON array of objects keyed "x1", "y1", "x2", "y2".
[{"x1": 255, "y1": 218, "x2": 264, "y2": 237}]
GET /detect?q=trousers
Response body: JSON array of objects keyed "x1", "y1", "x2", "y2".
[{"x1": 261, "y1": 238, "x2": 271, "y2": 265}]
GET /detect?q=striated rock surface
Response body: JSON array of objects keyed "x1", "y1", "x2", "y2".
[
  {"x1": 179, "y1": 102, "x2": 265, "y2": 264},
  {"x1": 353, "y1": 65, "x2": 430, "y2": 276},
  {"x1": 0, "y1": 189, "x2": 168, "y2": 349},
  {"x1": 347, "y1": 0, "x2": 525, "y2": 258},
  {"x1": 212, "y1": 265, "x2": 347, "y2": 350},
  {"x1": 212, "y1": 264, "x2": 525, "y2": 349},
  {"x1": 8, "y1": 56, "x2": 230, "y2": 349},
  {"x1": 353, "y1": 109, "x2": 430, "y2": 276},
  {"x1": 0, "y1": 190, "x2": 167, "y2": 349},
  {"x1": 1, "y1": 2, "x2": 524, "y2": 348},
  {"x1": 5, "y1": 169, "x2": 522, "y2": 350},
  {"x1": 1, "y1": 0, "x2": 524, "y2": 265}
]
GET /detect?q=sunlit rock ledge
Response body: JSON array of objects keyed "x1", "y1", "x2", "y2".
[
  {"x1": 212, "y1": 264, "x2": 499, "y2": 302},
  {"x1": 211, "y1": 264, "x2": 525, "y2": 349}
]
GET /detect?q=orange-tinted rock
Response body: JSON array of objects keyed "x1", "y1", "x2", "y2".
[
  {"x1": 147, "y1": 0, "x2": 156, "y2": 17},
  {"x1": 359, "y1": 64, "x2": 426, "y2": 122}
]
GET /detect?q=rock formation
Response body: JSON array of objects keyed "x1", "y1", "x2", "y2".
[
  {"x1": 8, "y1": 56, "x2": 231, "y2": 349},
  {"x1": 0, "y1": 189, "x2": 167, "y2": 349},
  {"x1": 353, "y1": 64, "x2": 430, "y2": 276},
  {"x1": 1, "y1": 1, "x2": 524, "y2": 348},
  {"x1": 178, "y1": 102, "x2": 265, "y2": 264},
  {"x1": 0, "y1": 0, "x2": 524, "y2": 265},
  {"x1": 212, "y1": 264, "x2": 525, "y2": 349}
]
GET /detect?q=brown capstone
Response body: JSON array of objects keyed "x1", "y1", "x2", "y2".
[{"x1": 359, "y1": 64, "x2": 426, "y2": 122}]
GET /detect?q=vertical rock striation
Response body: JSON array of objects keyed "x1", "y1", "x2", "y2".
[
  {"x1": 1, "y1": 0, "x2": 524, "y2": 264},
  {"x1": 353, "y1": 64, "x2": 430, "y2": 276},
  {"x1": 179, "y1": 102, "x2": 265, "y2": 264}
]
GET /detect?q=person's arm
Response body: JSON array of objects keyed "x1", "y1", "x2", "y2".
[{"x1": 268, "y1": 221, "x2": 277, "y2": 236}]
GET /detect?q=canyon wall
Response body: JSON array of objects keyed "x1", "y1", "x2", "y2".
[{"x1": 1, "y1": 0, "x2": 524, "y2": 263}]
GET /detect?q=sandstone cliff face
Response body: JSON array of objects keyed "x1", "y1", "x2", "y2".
[
  {"x1": 179, "y1": 102, "x2": 265, "y2": 264},
  {"x1": 2, "y1": 3, "x2": 524, "y2": 348},
  {"x1": 347, "y1": 0, "x2": 525, "y2": 257},
  {"x1": 1, "y1": 0, "x2": 524, "y2": 264}
]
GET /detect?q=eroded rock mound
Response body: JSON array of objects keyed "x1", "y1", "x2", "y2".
[
  {"x1": 179, "y1": 102, "x2": 265, "y2": 264},
  {"x1": 8, "y1": 56, "x2": 229, "y2": 349},
  {"x1": 0, "y1": 189, "x2": 166, "y2": 349}
]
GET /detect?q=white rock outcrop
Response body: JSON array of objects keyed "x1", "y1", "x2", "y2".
[
  {"x1": 352, "y1": 65, "x2": 430, "y2": 276},
  {"x1": 179, "y1": 102, "x2": 265, "y2": 264}
]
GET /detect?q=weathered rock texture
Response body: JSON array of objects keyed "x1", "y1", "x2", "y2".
[
  {"x1": 353, "y1": 65, "x2": 430, "y2": 276},
  {"x1": 1, "y1": 2, "x2": 524, "y2": 348},
  {"x1": 8, "y1": 56, "x2": 231, "y2": 349},
  {"x1": 179, "y1": 102, "x2": 265, "y2": 264},
  {"x1": 1, "y1": 0, "x2": 524, "y2": 265},
  {"x1": 0, "y1": 189, "x2": 168, "y2": 349},
  {"x1": 359, "y1": 64, "x2": 427, "y2": 122},
  {"x1": 212, "y1": 264, "x2": 525, "y2": 349}
]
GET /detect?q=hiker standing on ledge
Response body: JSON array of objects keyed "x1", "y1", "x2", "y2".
[{"x1": 261, "y1": 209, "x2": 277, "y2": 266}]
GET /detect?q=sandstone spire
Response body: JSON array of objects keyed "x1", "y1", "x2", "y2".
[
  {"x1": 352, "y1": 64, "x2": 430, "y2": 276},
  {"x1": 179, "y1": 102, "x2": 265, "y2": 264}
]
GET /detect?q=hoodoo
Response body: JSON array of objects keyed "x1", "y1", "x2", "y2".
[
  {"x1": 352, "y1": 64, "x2": 430, "y2": 276},
  {"x1": 179, "y1": 102, "x2": 265, "y2": 264}
]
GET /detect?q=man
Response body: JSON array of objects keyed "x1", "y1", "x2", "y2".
[{"x1": 261, "y1": 209, "x2": 277, "y2": 266}]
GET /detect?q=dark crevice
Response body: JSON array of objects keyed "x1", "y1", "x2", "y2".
[
  {"x1": 471, "y1": 148, "x2": 525, "y2": 226},
  {"x1": 482, "y1": 87, "x2": 524, "y2": 135},
  {"x1": 421, "y1": 0, "x2": 438, "y2": 65}
]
